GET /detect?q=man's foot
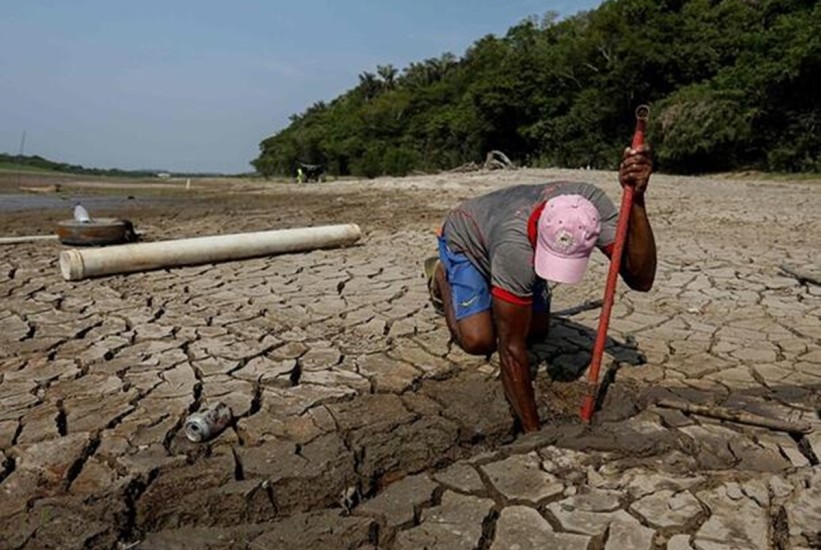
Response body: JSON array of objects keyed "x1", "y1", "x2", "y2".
[{"x1": 424, "y1": 256, "x2": 445, "y2": 316}]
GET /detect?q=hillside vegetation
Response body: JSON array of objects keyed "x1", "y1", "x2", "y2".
[
  {"x1": 252, "y1": 0, "x2": 819, "y2": 178},
  {"x1": 0, "y1": 153, "x2": 159, "y2": 178}
]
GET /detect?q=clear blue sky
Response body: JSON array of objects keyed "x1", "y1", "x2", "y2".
[{"x1": 1, "y1": 1, "x2": 602, "y2": 174}]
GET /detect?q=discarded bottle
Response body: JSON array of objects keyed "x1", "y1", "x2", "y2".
[
  {"x1": 184, "y1": 402, "x2": 232, "y2": 442},
  {"x1": 74, "y1": 204, "x2": 92, "y2": 223}
]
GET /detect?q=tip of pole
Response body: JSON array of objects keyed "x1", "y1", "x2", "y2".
[{"x1": 580, "y1": 395, "x2": 596, "y2": 423}]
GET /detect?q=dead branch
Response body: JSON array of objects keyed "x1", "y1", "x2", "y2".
[
  {"x1": 483, "y1": 150, "x2": 515, "y2": 170},
  {"x1": 552, "y1": 299, "x2": 603, "y2": 317},
  {"x1": 448, "y1": 161, "x2": 480, "y2": 173},
  {"x1": 655, "y1": 399, "x2": 813, "y2": 434}
]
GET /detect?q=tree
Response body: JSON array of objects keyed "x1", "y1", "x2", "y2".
[
  {"x1": 376, "y1": 64, "x2": 398, "y2": 90},
  {"x1": 357, "y1": 71, "x2": 381, "y2": 102}
]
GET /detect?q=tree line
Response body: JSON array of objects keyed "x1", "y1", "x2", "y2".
[
  {"x1": 0, "y1": 153, "x2": 235, "y2": 179},
  {"x1": 0, "y1": 153, "x2": 160, "y2": 178},
  {"x1": 252, "y1": 0, "x2": 819, "y2": 178}
]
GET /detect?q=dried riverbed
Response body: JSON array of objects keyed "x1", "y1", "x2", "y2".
[{"x1": 0, "y1": 170, "x2": 819, "y2": 549}]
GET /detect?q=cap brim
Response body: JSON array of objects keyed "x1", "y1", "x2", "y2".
[{"x1": 534, "y1": 246, "x2": 591, "y2": 284}]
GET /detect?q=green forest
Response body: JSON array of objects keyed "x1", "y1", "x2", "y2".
[{"x1": 252, "y1": 0, "x2": 819, "y2": 178}]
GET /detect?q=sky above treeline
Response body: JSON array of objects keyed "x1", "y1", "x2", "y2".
[{"x1": 0, "y1": 0, "x2": 603, "y2": 174}]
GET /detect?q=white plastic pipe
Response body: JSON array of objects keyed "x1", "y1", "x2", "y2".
[
  {"x1": 0, "y1": 235, "x2": 59, "y2": 245},
  {"x1": 60, "y1": 224, "x2": 361, "y2": 281}
]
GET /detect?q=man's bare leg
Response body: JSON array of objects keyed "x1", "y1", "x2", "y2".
[{"x1": 433, "y1": 263, "x2": 496, "y2": 355}]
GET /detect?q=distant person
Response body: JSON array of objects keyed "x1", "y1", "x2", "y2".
[
  {"x1": 424, "y1": 146, "x2": 657, "y2": 432},
  {"x1": 296, "y1": 166, "x2": 305, "y2": 184}
]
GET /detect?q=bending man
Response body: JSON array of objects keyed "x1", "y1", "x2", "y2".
[{"x1": 426, "y1": 146, "x2": 656, "y2": 432}]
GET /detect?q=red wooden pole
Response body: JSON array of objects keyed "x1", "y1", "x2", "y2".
[{"x1": 580, "y1": 105, "x2": 649, "y2": 423}]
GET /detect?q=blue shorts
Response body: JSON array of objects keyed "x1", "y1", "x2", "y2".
[{"x1": 437, "y1": 236, "x2": 550, "y2": 321}]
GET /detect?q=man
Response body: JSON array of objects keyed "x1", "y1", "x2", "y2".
[{"x1": 426, "y1": 145, "x2": 656, "y2": 432}]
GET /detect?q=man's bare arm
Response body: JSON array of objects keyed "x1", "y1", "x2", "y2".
[
  {"x1": 619, "y1": 145, "x2": 657, "y2": 291},
  {"x1": 493, "y1": 298, "x2": 540, "y2": 432}
]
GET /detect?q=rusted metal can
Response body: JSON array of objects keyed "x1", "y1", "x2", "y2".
[
  {"x1": 56, "y1": 218, "x2": 137, "y2": 246},
  {"x1": 184, "y1": 402, "x2": 232, "y2": 442}
]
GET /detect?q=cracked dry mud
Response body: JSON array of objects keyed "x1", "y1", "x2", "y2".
[{"x1": 0, "y1": 169, "x2": 819, "y2": 550}]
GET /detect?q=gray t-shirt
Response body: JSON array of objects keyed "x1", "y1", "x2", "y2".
[{"x1": 443, "y1": 181, "x2": 618, "y2": 300}]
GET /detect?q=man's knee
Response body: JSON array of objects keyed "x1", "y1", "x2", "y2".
[{"x1": 458, "y1": 327, "x2": 496, "y2": 356}]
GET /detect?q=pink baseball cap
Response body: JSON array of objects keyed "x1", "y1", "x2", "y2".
[{"x1": 535, "y1": 194, "x2": 601, "y2": 284}]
